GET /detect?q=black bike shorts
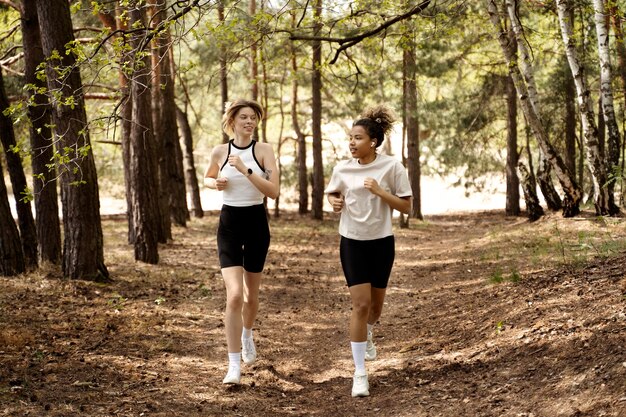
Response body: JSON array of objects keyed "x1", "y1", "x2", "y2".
[
  {"x1": 340, "y1": 235, "x2": 395, "y2": 288},
  {"x1": 217, "y1": 204, "x2": 270, "y2": 273}
]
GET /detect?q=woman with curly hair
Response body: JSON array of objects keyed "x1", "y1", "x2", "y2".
[{"x1": 325, "y1": 105, "x2": 412, "y2": 397}]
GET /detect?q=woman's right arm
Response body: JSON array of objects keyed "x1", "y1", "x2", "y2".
[{"x1": 204, "y1": 146, "x2": 223, "y2": 190}]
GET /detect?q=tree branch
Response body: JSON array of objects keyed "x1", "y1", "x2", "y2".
[
  {"x1": 0, "y1": 0, "x2": 20, "y2": 12},
  {"x1": 290, "y1": 0, "x2": 431, "y2": 64}
]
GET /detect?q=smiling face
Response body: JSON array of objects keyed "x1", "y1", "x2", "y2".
[
  {"x1": 349, "y1": 125, "x2": 377, "y2": 160},
  {"x1": 231, "y1": 107, "x2": 258, "y2": 138}
]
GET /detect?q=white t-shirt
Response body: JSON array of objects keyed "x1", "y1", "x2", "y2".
[{"x1": 325, "y1": 153, "x2": 412, "y2": 240}]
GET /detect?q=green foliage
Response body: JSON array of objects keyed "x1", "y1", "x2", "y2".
[{"x1": 0, "y1": 0, "x2": 624, "y2": 203}]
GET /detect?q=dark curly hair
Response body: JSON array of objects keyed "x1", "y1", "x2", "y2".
[{"x1": 353, "y1": 104, "x2": 396, "y2": 148}]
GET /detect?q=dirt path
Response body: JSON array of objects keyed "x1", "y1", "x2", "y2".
[{"x1": 1, "y1": 210, "x2": 625, "y2": 416}]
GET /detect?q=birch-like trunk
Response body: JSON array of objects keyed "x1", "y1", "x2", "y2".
[
  {"x1": 507, "y1": 0, "x2": 562, "y2": 210},
  {"x1": 557, "y1": 0, "x2": 613, "y2": 215},
  {"x1": 506, "y1": 0, "x2": 540, "y2": 114},
  {"x1": 485, "y1": 0, "x2": 581, "y2": 217},
  {"x1": 593, "y1": 0, "x2": 621, "y2": 214}
]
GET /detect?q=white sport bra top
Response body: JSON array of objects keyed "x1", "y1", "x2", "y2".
[{"x1": 220, "y1": 140, "x2": 266, "y2": 206}]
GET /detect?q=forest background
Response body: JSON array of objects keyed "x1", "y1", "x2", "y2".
[
  {"x1": 1, "y1": 0, "x2": 626, "y2": 275},
  {"x1": 1, "y1": 1, "x2": 626, "y2": 416}
]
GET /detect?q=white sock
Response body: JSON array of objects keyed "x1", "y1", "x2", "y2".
[
  {"x1": 367, "y1": 323, "x2": 374, "y2": 337},
  {"x1": 351, "y1": 341, "x2": 367, "y2": 375},
  {"x1": 228, "y1": 352, "x2": 241, "y2": 369},
  {"x1": 242, "y1": 327, "x2": 253, "y2": 340}
]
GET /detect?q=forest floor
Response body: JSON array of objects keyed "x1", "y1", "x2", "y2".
[{"x1": 1, "y1": 209, "x2": 626, "y2": 417}]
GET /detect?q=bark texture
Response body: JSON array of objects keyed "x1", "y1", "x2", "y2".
[
  {"x1": 21, "y1": 0, "x2": 61, "y2": 265},
  {"x1": 36, "y1": 0, "x2": 109, "y2": 281}
]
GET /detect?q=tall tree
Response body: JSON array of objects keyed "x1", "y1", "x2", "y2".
[
  {"x1": 0, "y1": 158, "x2": 25, "y2": 276},
  {"x1": 147, "y1": 2, "x2": 172, "y2": 240},
  {"x1": 506, "y1": 0, "x2": 560, "y2": 212},
  {"x1": 563, "y1": 55, "x2": 577, "y2": 178},
  {"x1": 35, "y1": 0, "x2": 109, "y2": 280},
  {"x1": 505, "y1": 73, "x2": 520, "y2": 216},
  {"x1": 608, "y1": 2, "x2": 626, "y2": 206},
  {"x1": 402, "y1": 24, "x2": 422, "y2": 221},
  {"x1": 0, "y1": 67, "x2": 38, "y2": 269},
  {"x1": 556, "y1": 0, "x2": 617, "y2": 215},
  {"x1": 21, "y1": 0, "x2": 61, "y2": 265},
  {"x1": 593, "y1": 0, "x2": 621, "y2": 214},
  {"x1": 97, "y1": 4, "x2": 136, "y2": 244},
  {"x1": 249, "y1": 0, "x2": 259, "y2": 103},
  {"x1": 151, "y1": 0, "x2": 188, "y2": 226},
  {"x1": 128, "y1": 3, "x2": 161, "y2": 264},
  {"x1": 291, "y1": 11, "x2": 308, "y2": 214},
  {"x1": 485, "y1": 0, "x2": 582, "y2": 217},
  {"x1": 176, "y1": 105, "x2": 204, "y2": 218},
  {"x1": 218, "y1": 0, "x2": 229, "y2": 143},
  {"x1": 310, "y1": 0, "x2": 324, "y2": 220}
]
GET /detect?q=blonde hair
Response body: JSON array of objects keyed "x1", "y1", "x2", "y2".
[{"x1": 221, "y1": 99, "x2": 264, "y2": 137}]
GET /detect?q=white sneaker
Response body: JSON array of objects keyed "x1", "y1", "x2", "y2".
[
  {"x1": 222, "y1": 365, "x2": 240, "y2": 384},
  {"x1": 242, "y1": 337, "x2": 257, "y2": 364},
  {"x1": 365, "y1": 331, "x2": 377, "y2": 361},
  {"x1": 351, "y1": 373, "x2": 370, "y2": 397}
]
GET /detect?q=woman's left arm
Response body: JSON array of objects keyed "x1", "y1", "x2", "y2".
[
  {"x1": 250, "y1": 143, "x2": 280, "y2": 199},
  {"x1": 364, "y1": 177, "x2": 412, "y2": 214}
]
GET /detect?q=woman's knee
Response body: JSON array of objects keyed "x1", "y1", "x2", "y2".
[
  {"x1": 351, "y1": 298, "x2": 371, "y2": 317},
  {"x1": 226, "y1": 292, "x2": 244, "y2": 310}
]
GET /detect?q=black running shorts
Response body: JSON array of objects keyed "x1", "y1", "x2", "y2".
[
  {"x1": 339, "y1": 235, "x2": 395, "y2": 288},
  {"x1": 217, "y1": 204, "x2": 270, "y2": 273}
]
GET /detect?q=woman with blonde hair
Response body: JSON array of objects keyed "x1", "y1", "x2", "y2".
[
  {"x1": 325, "y1": 105, "x2": 412, "y2": 397},
  {"x1": 204, "y1": 99, "x2": 279, "y2": 384}
]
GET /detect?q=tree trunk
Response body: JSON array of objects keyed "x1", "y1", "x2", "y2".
[
  {"x1": 148, "y1": 2, "x2": 172, "y2": 241},
  {"x1": 99, "y1": 4, "x2": 135, "y2": 244},
  {"x1": 0, "y1": 67, "x2": 38, "y2": 270},
  {"x1": 593, "y1": 0, "x2": 621, "y2": 214},
  {"x1": 152, "y1": 1, "x2": 188, "y2": 227},
  {"x1": 176, "y1": 106, "x2": 204, "y2": 218},
  {"x1": 36, "y1": 0, "x2": 109, "y2": 281},
  {"x1": 129, "y1": 4, "x2": 160, "y2": 264},
  {"x1": 507, "y1": 0, "x2": 558, "y2": 214},
  {"x1": 485, "y1": 0, "x2": 581, "y2": 217},
  {"x1": 310, "y1": 0, "x2": 324, "y2": 220},
  {"x1": 291, "y1": 11, "x2": 308, "y2": 215},
  {"x1": 505, "y1": 74, "x2": 520, "y2": 216},
  {"x1": 403, "y1": 29, "x2": 422, "y2": 221},
  {"x1": 218, "y1": 0, "x2": 229, "y2": 143},
  {"x1": 537, "y1": 153, "x2": 562, "y2": 211},
  {"x1": 249, "y1": 0, "x2": 259, "y2": 106},
  {"x1": 518, "y1": 162, "x2": 544, "y2": 221},
  {"x1": 608, "y1": 2, "x2": 626, "y2": 206},
  {"x1": 21, "y1": 0, "x2": 61, "y2": 265},
  {"x1": 0, "y1": 158, "x2": 25, "y2": 276},
  {"x1": 556, "y1": 0, "x2": 614, "y2": 215},
  {"x1": 563, "y1": 56, "x2": 577, "y2": 177}
]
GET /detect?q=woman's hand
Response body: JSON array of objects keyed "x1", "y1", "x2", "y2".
[
  {"x1": 228, "y1": 155, "x2": 247, "y2": 175},
  {"x1": 364, "y1": 177, "x2": 383, "y2": 196},
  {"x1": 215, "y1": 177, "x2": 229, "y2": 191},
  {"x1": 329, "y1": 193, "x2": 344, "y2": 212}
]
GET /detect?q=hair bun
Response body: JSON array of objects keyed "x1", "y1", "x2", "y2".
[{"x1": 360, "y1": 104, "x2": 396, "y2": 136}]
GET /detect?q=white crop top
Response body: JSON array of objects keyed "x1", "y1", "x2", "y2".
[{"x1": 220, "y1": 140, "x2": 266, "y2": 206}]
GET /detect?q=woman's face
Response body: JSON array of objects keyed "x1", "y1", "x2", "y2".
[
  {"x1": 348, "y1": 125, "x2": 376, "y2": 159},
  {"x1": 231, "y1": 107, "x2": 258, "y2": 138}
]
